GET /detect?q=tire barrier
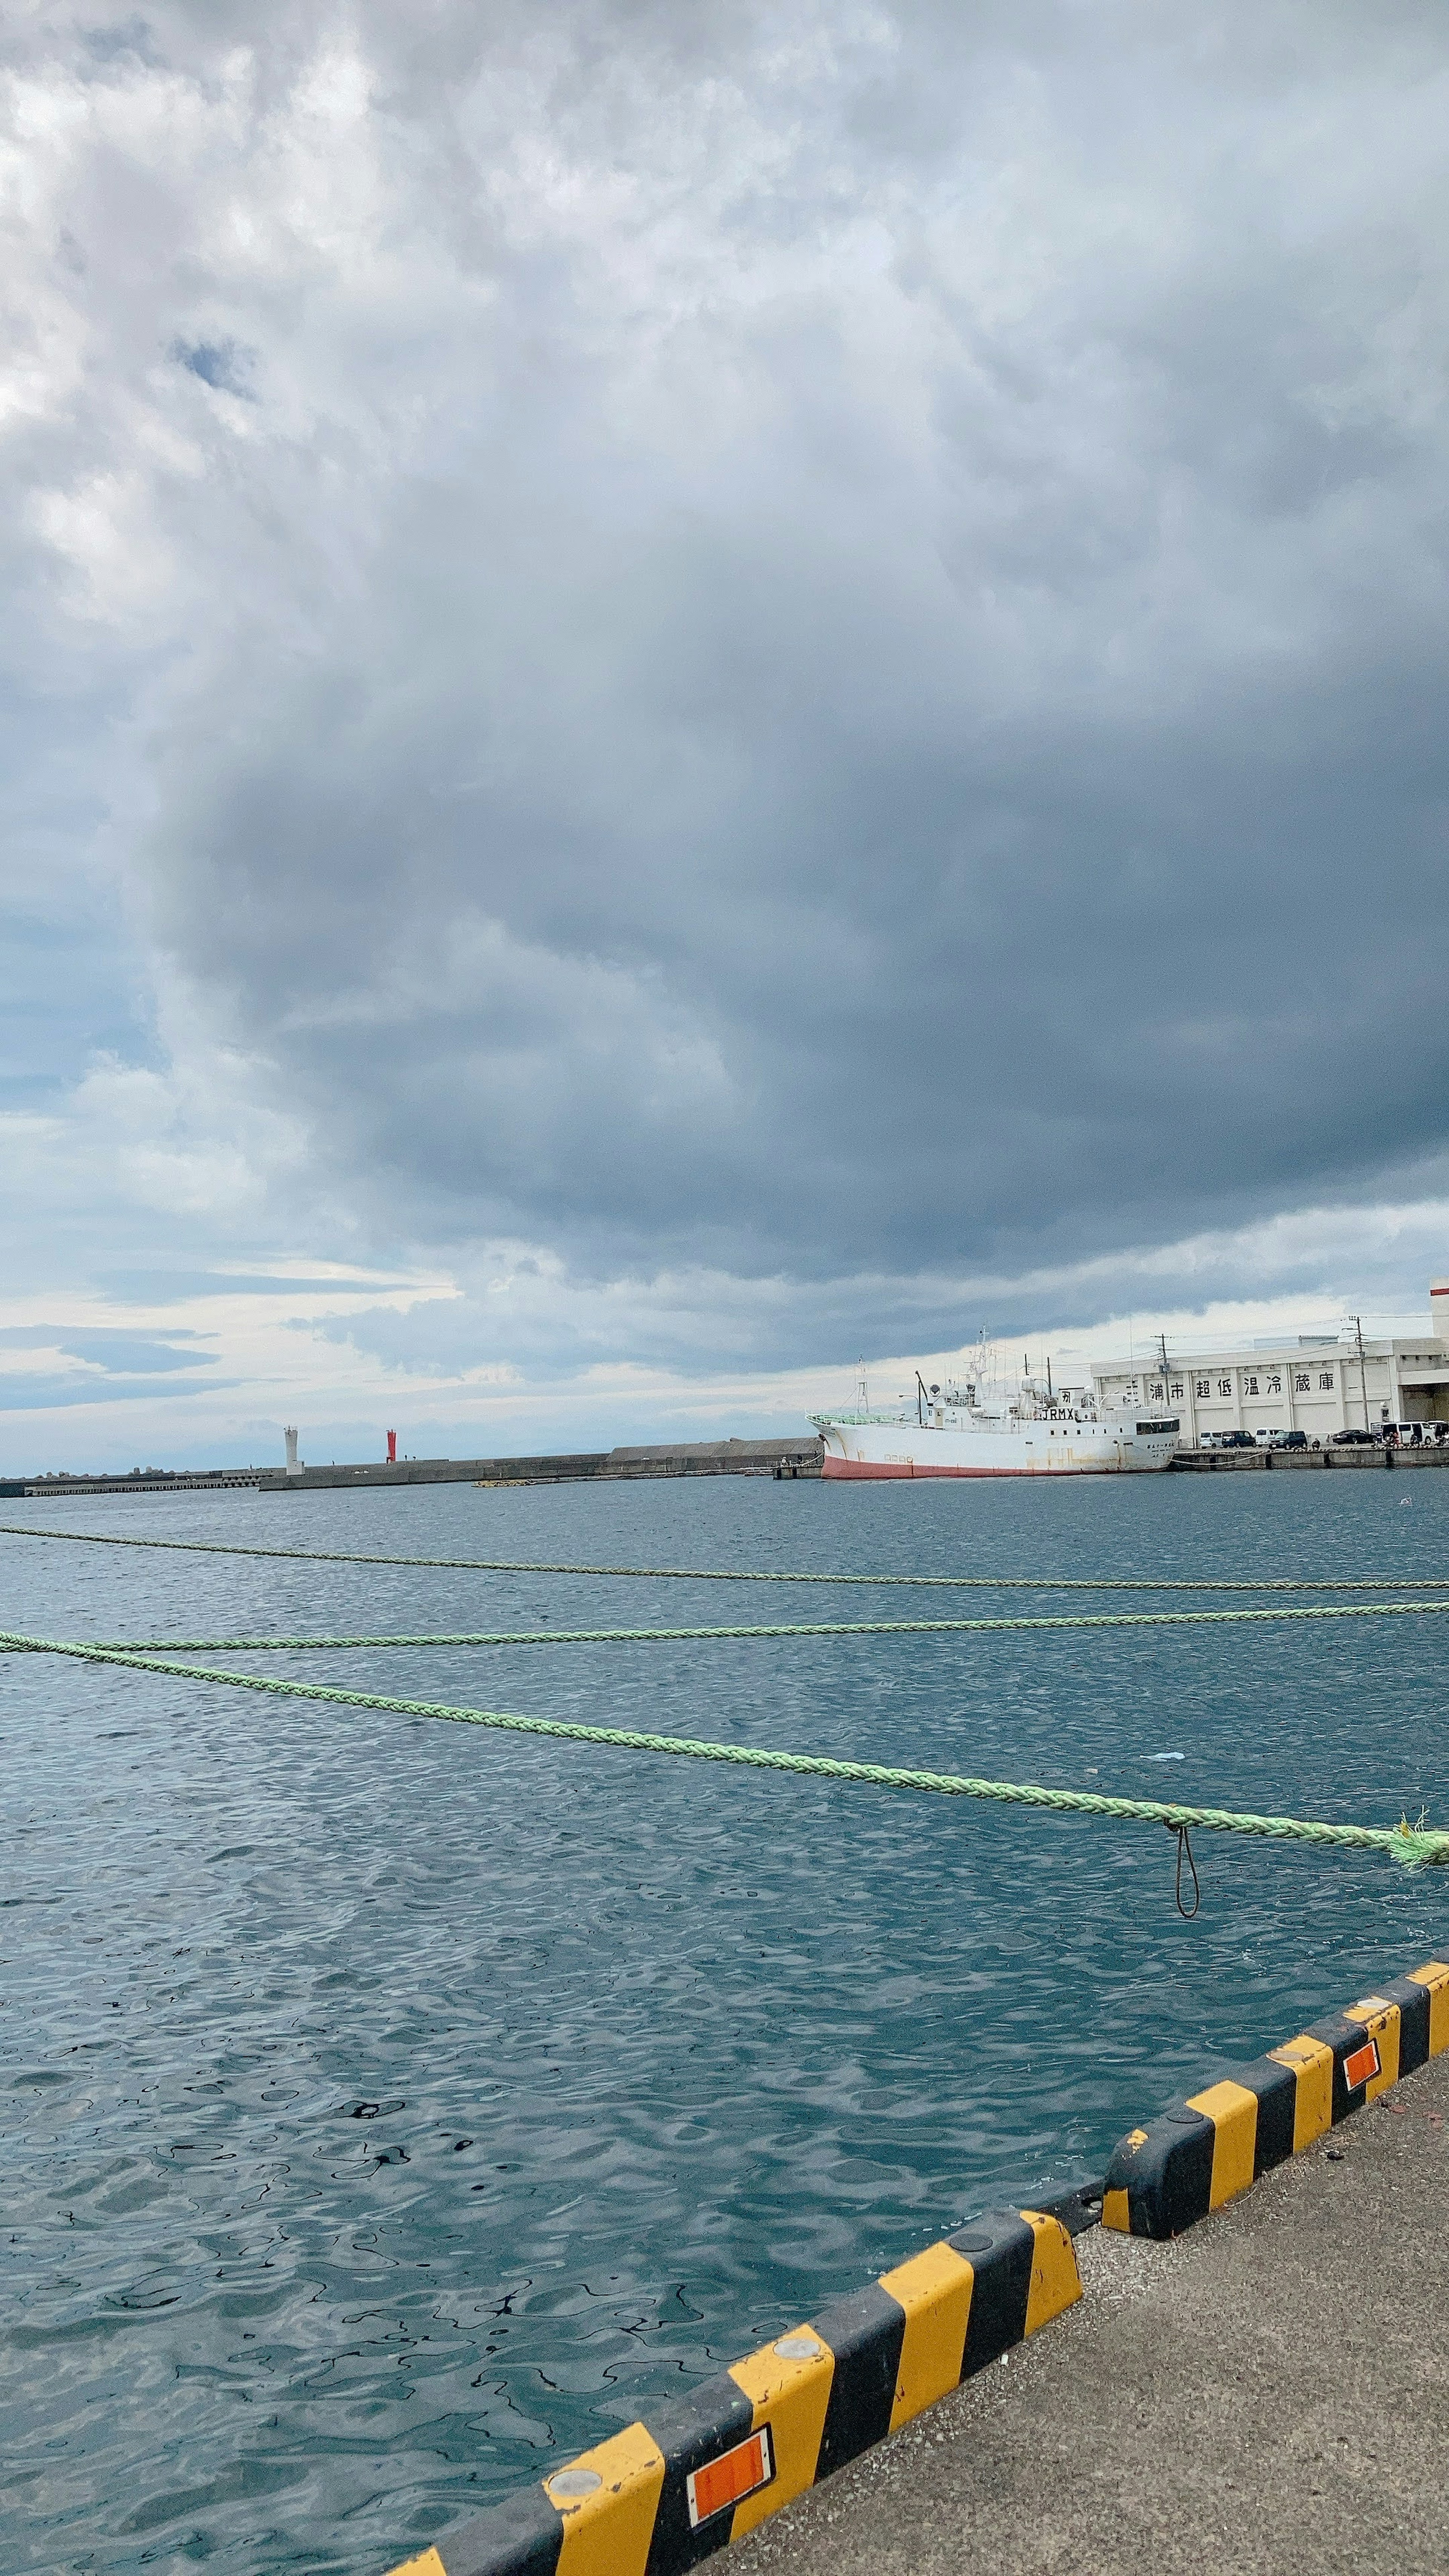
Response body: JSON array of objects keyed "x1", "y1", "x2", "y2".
[
  {"x1": 383, "y1": 2207, "x2": 1081, "y2": 2576},
  {"x1": 1102, "y1": 1958, "x2": 1449, "y2": 2239}
]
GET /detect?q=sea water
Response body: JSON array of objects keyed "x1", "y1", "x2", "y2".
[{"x1": 2, "y1": 1469, "x2": 1447, "y2": 2572}]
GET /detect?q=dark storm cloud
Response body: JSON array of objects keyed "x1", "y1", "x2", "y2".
[{"x1": 13, "y1": 0, "x2": 1449, "y2": 1358}]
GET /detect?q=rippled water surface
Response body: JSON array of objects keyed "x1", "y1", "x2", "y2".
[{"x1": 3, "y1": 1470, "x2": 1448, "y2": 2573}]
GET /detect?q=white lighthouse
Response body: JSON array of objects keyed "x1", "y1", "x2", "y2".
[{"x1": 283, "y1": 1426, "x2": 303, "y2": 1476}]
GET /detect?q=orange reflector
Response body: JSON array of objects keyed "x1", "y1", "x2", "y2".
[
  {"x1": 1343, "y1": 2039, "x2": 1380, "y2": 2091},
  {"x1": 686, "y1": 2425, "x2": 775, "y2": 2529}
]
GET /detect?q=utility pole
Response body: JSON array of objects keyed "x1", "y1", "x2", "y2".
[
  {"x1": 1158, "y1": 1331, "x2": 1171, "y2": 1399},
  {"x1": 1351, "y1": 1316, "x2": 1370, "y2": 1429}
]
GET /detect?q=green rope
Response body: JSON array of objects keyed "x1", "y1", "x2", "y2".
[
  {"x1": 52, "y1": 1597, "x2": 1449, "y2": 1649},
  {"x1": 3, "y1": 1523, "x2": 1448, "y2": 1593},
  {"x1": 6, "y1": 1628, "x2": 1446, "y2": 1869}
]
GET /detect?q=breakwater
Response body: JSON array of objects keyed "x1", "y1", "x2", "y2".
[
  {"x1": 3, "y1": 1441, "x2": 822, "y2": 1502},
  {"x1": 256, "y1": 1438, "x2": 823, "y2": 1493},
  {"x1": 8, "y1": 1469, "x2": 263, "y2": 1499}
]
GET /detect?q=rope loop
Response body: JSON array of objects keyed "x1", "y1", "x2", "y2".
[{"x1": 1168, "y1": 1820, "x2": 1202, "y2": 1917}]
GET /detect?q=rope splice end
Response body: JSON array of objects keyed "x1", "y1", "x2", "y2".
[{"x1": 1386, "y1": 1822, "x2": 1449, "y2": 1869}]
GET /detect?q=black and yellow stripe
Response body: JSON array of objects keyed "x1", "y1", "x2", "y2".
[
  {"x1": 1102, "y1": 1957, "x2": 1449, "y2": 2239},
  {"x1": 385, "y1": 2207, "x2": 1081, "y2": 2576}
]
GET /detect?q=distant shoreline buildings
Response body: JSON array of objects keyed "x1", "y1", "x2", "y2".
[{"x1": 1091, "y1": 1280, "x2": 1449, "y2": 1441}]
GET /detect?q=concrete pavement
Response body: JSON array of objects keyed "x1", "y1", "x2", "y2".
[{"x1": 733, "y1": 2048, "x2": 1449, "y2": 2576}]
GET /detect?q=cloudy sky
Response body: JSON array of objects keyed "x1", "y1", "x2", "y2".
[{"x1": 3, "y1": 0, "x2": 1448, "y2": 1469}]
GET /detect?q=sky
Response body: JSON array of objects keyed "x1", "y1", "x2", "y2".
[{"x1": 3, "y1": 0, "x2": 1449, "y2": 1471}]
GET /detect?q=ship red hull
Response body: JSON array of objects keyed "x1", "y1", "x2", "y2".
[{"x1": 820, "y1": 1454, "x2": 1117, "y2": 1479}]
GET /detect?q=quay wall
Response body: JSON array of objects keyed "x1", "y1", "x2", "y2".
[{"x1": 1168, "y1": 1442, "x2": 1449, "y2": 1471}]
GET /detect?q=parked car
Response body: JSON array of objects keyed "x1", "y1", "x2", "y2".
[
  {"x1": 1217, "y1": 1430, "x2": 1257, "y2": 1449},
  {"x1": 1268, "y1": 1430, "x2": 1308, "y2": 1449},
  {"x1": 1330, "y1": 1427, "x2": 1376, "y2": 1445}
]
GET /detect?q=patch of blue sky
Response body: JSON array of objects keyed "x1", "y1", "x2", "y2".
[
  {"x1": 169, "y1": 337, "x2": 256, "y2": 399},
  {"x1": 82, "y1": 17, "x2": 165, "y2": 68},
  {"x1": 0, "y1": 900, "x2": 153, "y2": 1104},
  {"x1": 0, "y1": 680, "x2": 156, "y2": 1103},
  {"x1": 0, "y1": 1375, "x2": 246, "y2": 1413},
  {"x1": 0, "y1": 1330, "x2": 216, "y2": 1374},
  {"x1": 95, "y1": 1271, "x2": 423, "y2": 1300}
]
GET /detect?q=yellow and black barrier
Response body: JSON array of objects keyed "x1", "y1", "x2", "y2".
[
  {"x1": 385, "y1": 2205, "x2": 1080, "y2": 2576},
  {"x1": 1102, "y1": 1957, "x2": 1449, "y2": 2239}
]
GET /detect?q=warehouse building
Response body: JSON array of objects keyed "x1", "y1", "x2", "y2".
[{"x1": 1090, "y1": 1280, "x2": 1449, "y2": 1444}]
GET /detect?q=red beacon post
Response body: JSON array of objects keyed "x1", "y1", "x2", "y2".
[{"x1": 386, "y1": 1430, "x2": 397, "y2": 1464}]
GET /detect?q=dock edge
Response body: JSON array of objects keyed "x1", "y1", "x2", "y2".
[
  {"x1": 382, "y1": 2205, "x2": 1081, "y2": 2576},
  {"x1": 1102, "y1": 1957, "x2": 1449, "y2": 2239}
]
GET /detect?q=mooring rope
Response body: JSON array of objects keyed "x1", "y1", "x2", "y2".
[
  {"x1": 50, "y1": 1597, "x2": 1449, "y2": 1649},
  {"x1": 3, "y1": 1523, "x2": 1447, "y2": 1593},
  {"x1": 4, "y1": 1629, "x2": 1445, "y2": 1869}
]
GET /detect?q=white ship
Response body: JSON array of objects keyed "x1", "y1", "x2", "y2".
[{"x1": 811, "y1": 1360, "x2": 1180, "y2": 1479}]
